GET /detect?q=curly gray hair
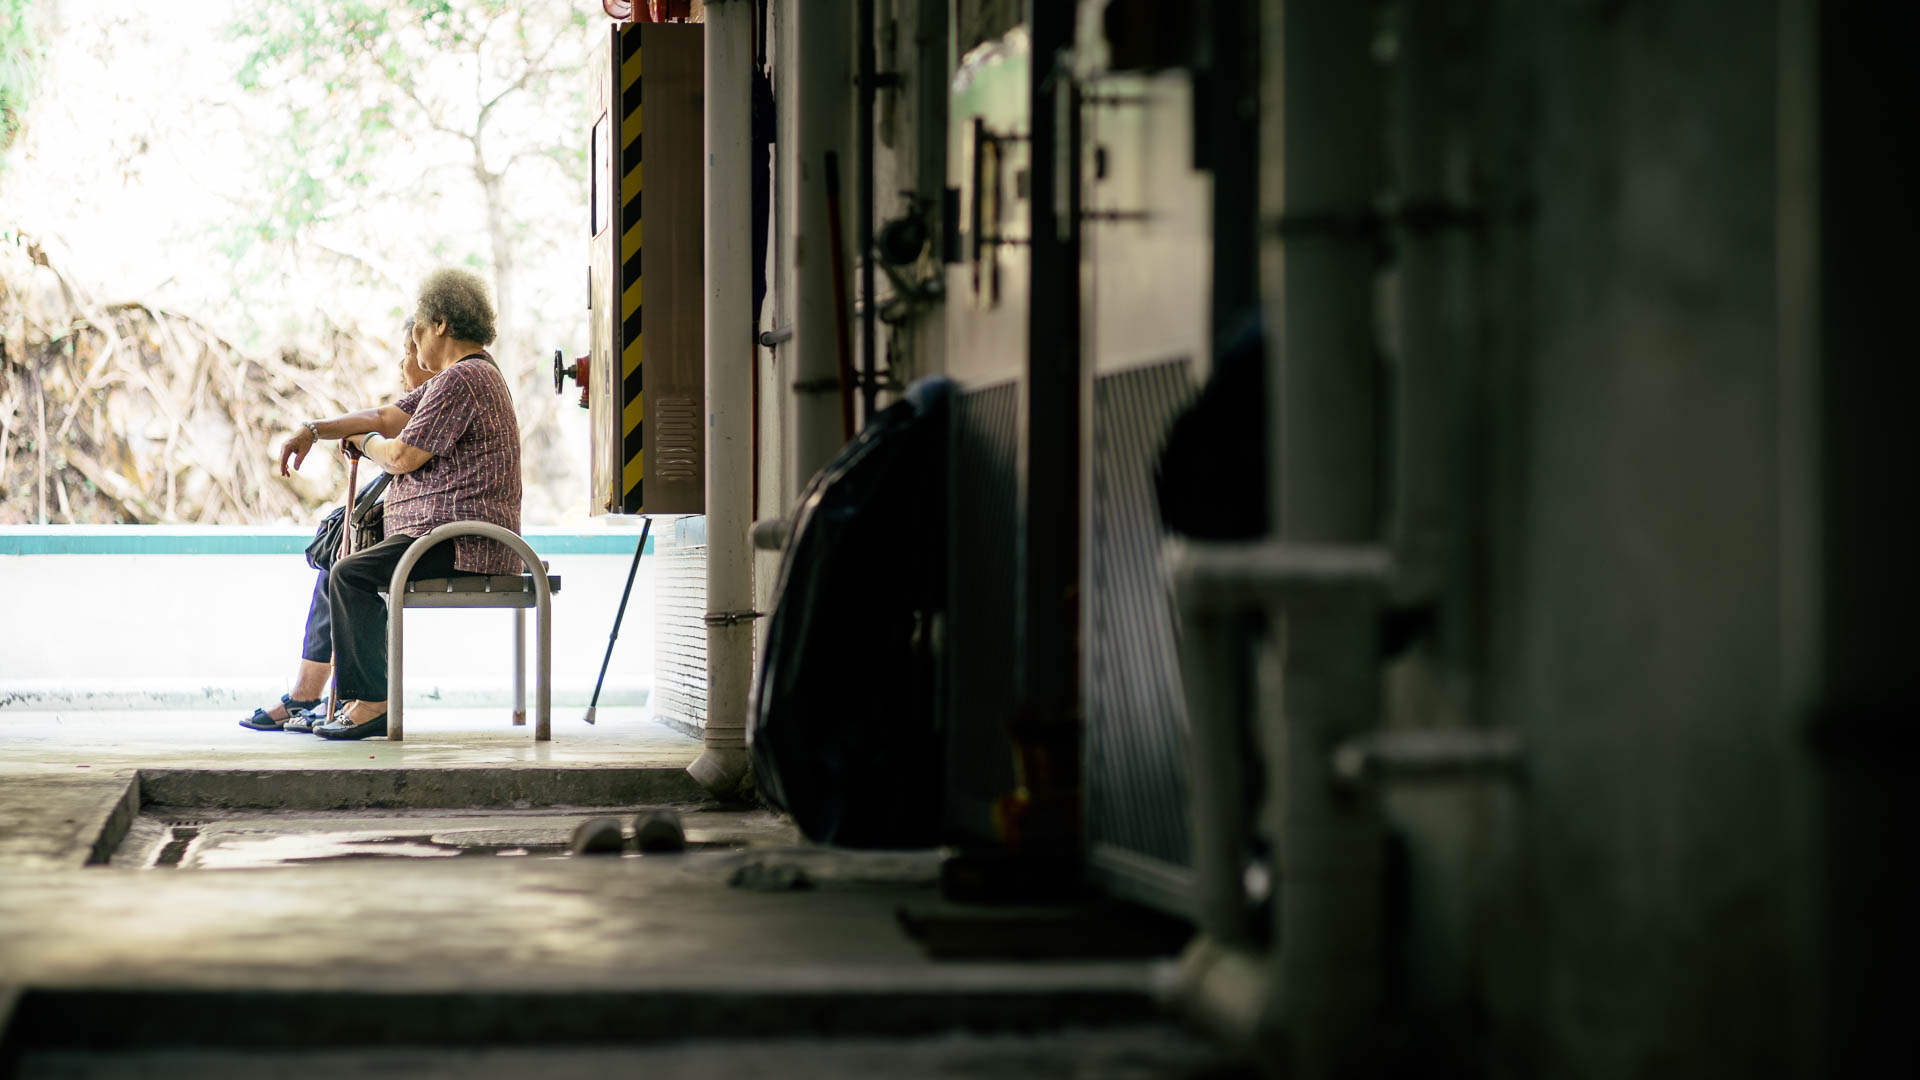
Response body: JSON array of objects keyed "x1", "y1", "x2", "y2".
[{"x1": 414, "y1": 268, "x2": 497, "y2": 346}]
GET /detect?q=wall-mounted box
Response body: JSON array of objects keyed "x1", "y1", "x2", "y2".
[{"x1": 587, "y1": 21, "x2": 705, "y2": 516}]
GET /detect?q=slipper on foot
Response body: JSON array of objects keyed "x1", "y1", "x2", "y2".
[
  {"x1": 238, "y1": 694, "x2": 323, "y2": 732},
  {"x1": 316, "y1": 712, "x2": 387, "y2": 740}
]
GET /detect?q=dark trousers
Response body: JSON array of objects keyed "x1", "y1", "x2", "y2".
[{"x1": 327, "y1": 534, "x2": 463, "y2": 701}]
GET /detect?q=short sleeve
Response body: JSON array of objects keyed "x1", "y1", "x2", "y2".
[
  {"x1": 396, "y1": 364, "x2": 478, "y2": 456},
  {"x1": 394, "y1": 383, "x2": 429, "y2": 415}
]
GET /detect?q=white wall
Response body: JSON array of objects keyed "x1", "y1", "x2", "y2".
[{"x1": 0, "y1": 552, "x2": 655, "y2": 710}]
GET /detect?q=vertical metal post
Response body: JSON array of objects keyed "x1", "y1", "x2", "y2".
[
  {"x1": 784, "y1": 0, "x2": 854, "y2": 488},
  {"x1": 690, "y1": 0, "x2": 756, "y2": 794},
  {"x1": 1208, "y1": 0, "x2": 1261, "y2": 335},
  {"x1": 535, "y1": 585, "x2": 551, "y2": 742},
  {"x1": 857, "y1": 0, "x2": 878, "y2": 422},
  {"x1": 1002, "y1": 0, "x2": 1084, "y2": 849},
  {"x1": 387, "y1": 598, "x2": 405, "y2": 742},
  {"x1": 512, "y1": 608, "x2": 526, "y2": 726},
  {"x1": 1266, "y1": 0, "x2": 1380, "y2": 540}
]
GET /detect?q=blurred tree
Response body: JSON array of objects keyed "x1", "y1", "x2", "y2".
[
  {"x1": 0, "y1": 0, "x2": 47, "y2": 172},
  {"x1": 228, "y1": 0, "x2": 595, "y2": 520},
  {"x1": 229, "y1": 0, "x2": 590, "y2": 344}
]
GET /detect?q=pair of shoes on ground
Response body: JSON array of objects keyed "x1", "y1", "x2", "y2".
[
  {"x1": 237, "y1": 694, "x2": 322, "y2": 732},
  {"x1": 239, "y1": 695, "x2": 385, "y2": 739}
]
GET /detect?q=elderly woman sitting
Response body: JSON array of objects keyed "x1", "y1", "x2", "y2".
[{"x1": 276, "y1": 267, "x2": 523, "y2": 740}]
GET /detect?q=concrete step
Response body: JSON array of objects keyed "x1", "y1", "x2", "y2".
[
  {"x1": 2, "y1": 970, "x2": 1176, "y2": 1053},
  {"x1": 6, "y1": 1023, "x2": 1240, "y2": 1079}
]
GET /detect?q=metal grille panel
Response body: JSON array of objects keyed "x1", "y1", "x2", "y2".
[
  {"x1": 1086, "y1": 359, "x2": 1197, "y2": 913},
  {"x1": 652, "y1": 515, "x2": 708, "y2": 737}
]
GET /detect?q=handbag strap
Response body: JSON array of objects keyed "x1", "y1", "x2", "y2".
[{"x1": 351, "y1": 473, "x2": 392, "y2": 524}]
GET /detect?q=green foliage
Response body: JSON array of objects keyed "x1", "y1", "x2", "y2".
[
  {"x1": 224, "y1": 0, "x2": 591, "y2": 259},
  {"x1": 0, "y1": 0, "x2": 46, "y2": 171}
]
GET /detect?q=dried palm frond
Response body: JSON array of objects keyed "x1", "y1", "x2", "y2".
[{"x1": 1, "y1": 235, "x2": 391, "y2": 525}]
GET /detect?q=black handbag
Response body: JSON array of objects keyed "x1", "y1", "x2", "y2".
[{"x1": 306, "y1": 474, "x2": 392, "y2": 571}]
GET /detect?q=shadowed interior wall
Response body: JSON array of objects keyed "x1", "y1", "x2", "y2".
[{"x1": 1457, "y1": 1, "x2": 1817, "y2": 1073}]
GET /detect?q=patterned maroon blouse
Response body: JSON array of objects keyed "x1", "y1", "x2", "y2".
[{"x1": 386, "y1": 355, "x2": 523, "y2": 575}]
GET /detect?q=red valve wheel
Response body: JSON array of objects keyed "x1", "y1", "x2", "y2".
[{"x1": 553, "y1": 349, "x2": 591, "y2": 409}]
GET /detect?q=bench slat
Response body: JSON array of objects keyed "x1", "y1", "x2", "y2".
[{"x1": 377, "y1": 574, "x2": 561, "y2": 597}]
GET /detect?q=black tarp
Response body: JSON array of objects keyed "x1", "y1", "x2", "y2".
[{"x1": 749, "y1": 376, "x2": 952, "y2": 847}]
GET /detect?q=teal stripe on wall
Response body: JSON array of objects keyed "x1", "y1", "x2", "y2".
[{"x1": 0, "y1": 527, "x2": 659, "y2": 557}]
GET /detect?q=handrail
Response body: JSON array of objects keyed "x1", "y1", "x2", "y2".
[{"x1": 386, "y1": 522, "x2": 553, "y2": 742}]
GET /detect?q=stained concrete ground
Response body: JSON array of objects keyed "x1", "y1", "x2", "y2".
[{"x1": 0, "y1": 708, "x2": 1233, "y2": 1077}]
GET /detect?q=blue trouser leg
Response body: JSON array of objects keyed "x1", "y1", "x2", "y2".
[{"x1": 300, "y1": 568, "x2": 333, "y2": 664}]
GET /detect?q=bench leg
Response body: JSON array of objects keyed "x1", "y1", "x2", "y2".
[
  {"x1": 513, "y1": 608, "x2": 527, "y2": 726},
  {"x1": 536, "y1": 599, "x2": 552, "y2": 742},
  {"x1": 388, "y1": 601, "x2": 404, "y2": 742}
]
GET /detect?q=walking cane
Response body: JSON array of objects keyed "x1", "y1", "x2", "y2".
[
  {"x1": 325, "y1": 448, "x2": 361, "y2": 728},
  {"x1": 583, "y1": 516, "x2": 652, "y2": 725}
]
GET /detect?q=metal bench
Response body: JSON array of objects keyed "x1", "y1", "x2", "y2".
[{"x1": 378, "y1": 522, "x2": 558, "y2": 742}]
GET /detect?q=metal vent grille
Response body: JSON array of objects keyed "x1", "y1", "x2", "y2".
[
  {"x1": 1086, "y1": 358, "x2": 1197, "y2": 914},
  {"x1": 655, "y1": 396, "x2": 701, "y2": 481},
  {"x1": 652, "y1": 515, "x2": 708, "y2": 737},
  {"x1": 943, "y1": 380, "x2": 1021, "y2": 844}
]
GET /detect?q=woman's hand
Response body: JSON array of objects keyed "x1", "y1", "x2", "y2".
[{"x1": 278, "y1": 424, "x2": 318, "y2": 477}]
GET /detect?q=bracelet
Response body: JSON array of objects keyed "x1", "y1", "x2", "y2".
[{"x1": 305, "y1": 420, "x2": 322, "y2": 441}]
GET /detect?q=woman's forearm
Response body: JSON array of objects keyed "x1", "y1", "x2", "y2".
[
  {"x1": 307, "y1": 409, "x2": 382, "y2": 440},
  {"x1": 308, "y1": 405, "x2": 411, "y2": 441},
  {"x1": 348, "y1": 432, "x2": 432, "y2": 475}
]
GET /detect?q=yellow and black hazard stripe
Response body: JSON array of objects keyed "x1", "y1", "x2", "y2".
[{"x1": 618, "y1": 25, "x2": 645, "y2": 512}]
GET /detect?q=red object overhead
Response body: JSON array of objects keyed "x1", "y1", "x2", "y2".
[{"x1": 601, "y1": 0, "x2": 690, "y2": 25}]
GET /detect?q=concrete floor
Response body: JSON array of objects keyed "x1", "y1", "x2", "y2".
[
  {"x1": 15, "y1": 1029, "x2": 1241, "y2": 1079},
  {"x1": 0, "y1": 708, "x2": 1219, "y2": 1074},
  {"x1": 0, "y1": 707, "x2": 706, "y2": 870},
  {"x1": 0, "y1": 706, "x2": 699, "y2": 773}
]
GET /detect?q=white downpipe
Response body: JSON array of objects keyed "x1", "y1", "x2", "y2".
[
  {"x1": 783, "y1": 0, "x2": 853, "y2": 491},
  {"x1": 690, "y1": 0, "x2": 755, "y2": 796}
]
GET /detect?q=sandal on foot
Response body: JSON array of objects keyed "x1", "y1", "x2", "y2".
[
  {"x1": 316, "y1": 711, "x2": 387, "y2": 740},
  {"x1": 283, "y1": 703, "x2": 330, "y2": 734},
  {"x1": 238, "y1": 694, "x2": 323, "y2": 732}
]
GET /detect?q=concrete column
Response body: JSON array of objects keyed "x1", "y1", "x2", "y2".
[{"x1": 689, "y1": 0, "x2": 755, "y2": 796}]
